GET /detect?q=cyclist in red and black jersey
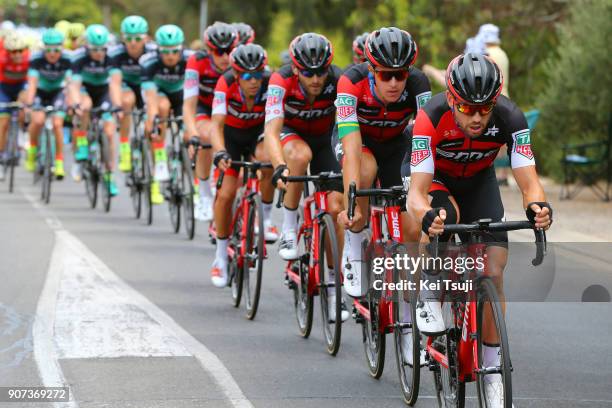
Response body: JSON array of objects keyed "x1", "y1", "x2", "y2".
[
  {"x1": 334, "y1": 27, "x2": 431, "y2": 298},
  {"x1": 231, "y1": 22, "x2": 255, "y2": 45},
  {"x1": 345, "y1": 31, "x2": 368, "y2": 70},
  {"x1": 183, "y1": 22, "x2": 238, "y2": 221},
  {"x1": 264, "y1": 33, "x2": 344, "y2": 260},
  {"x1": 208, "y1": 44, "x2": 275, "y2": 287},
  {"x1": 406, "y1": 53, "x2": 552, "y2": 407}
]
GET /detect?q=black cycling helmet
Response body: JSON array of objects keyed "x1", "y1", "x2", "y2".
[
  {"x1": 365, "y1": 27, "x2": 418, "y2": 69},
  {"x1": 289, "y1": 33, "x2": 333, "y2": 70},
  {"x1": 352, "y1": 32, "x2": 369, "y2": 61},
  {"x1": 232, "y1": 22, "x2": 255, "y2": 45},
  {"x1": 446, "y1": 53, "x2": 503, "y2": 104},
  {"x1": 204, "y1": 22, "x2": 238, "y2": 52},
  {"x1": 230, "y1": 43, "x2": 267, "y2": 72}
]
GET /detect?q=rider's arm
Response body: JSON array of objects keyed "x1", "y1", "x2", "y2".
[
  {"x1": 182, "y1": 56, "x2": 200, "y2": 139},
  {"x1": 140, "y1": 55, "x2": 158, "y2": 131},
  {"x1": 335, "y1": 75, "x2": 362, "y2": 207},
  {"x1": 210, "y1": 77, "x2": 229, "y2": 152},
  {"x1": 69, "y1": 56, "x2": 84, "y2": 108},
  {"x1": 513, "y1": 165, "x2": 546, "y2": 208},
  {"x1": 24, "y1": 69, "x2": 38, "y2": 106},
  {"x1": 263, "y1": 75, "x2": 288, "y2": 168},
  {"x1": 108, "y1": 68, "x2": 122, "y2": 108}
]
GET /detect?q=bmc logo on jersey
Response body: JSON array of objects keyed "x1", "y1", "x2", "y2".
[
  {"x1": 437, "y1": 148, "x2": 498, "y2": 162},
  {"x1": 513, "y1": 130, "x2": 533, "y2": 159},
  {"x1": 411, "y1": 137, "x2": 431, "y2": 165}
]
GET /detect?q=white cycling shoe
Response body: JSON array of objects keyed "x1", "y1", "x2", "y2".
[
  {"x1": 196, "y1": 196, "x2": 213, "y2": 222},
  {"x1": 401, "y1": 332, "x2": 426, "y2": 366},
  {"x1": 327, "y1": 295, "x2": 349, "y2": 322},
  {"x1": 71, "y1": 163, "x2": 83, "y2": 182},
  {"x1": 263, "y1": 220, "x2": 280, "y2": 242},
  {"x1": 210, "y1": 259, "x2": 228, "y2": 288},
  {"x1": 415, "y1": 299, "x2": 446, "y2": 335},
  {"x1": 342, "y1": 258, "x2": 364, "y2": 298},
  {"x1": 279, "y1": 230, "x2": 298, "y2": 260},
  {"x1": 154, "y1": 161, "x2": 170, "y2": 182},
  {"x1": 484, "y1": 374, "x2": 514, "y2": 408}
]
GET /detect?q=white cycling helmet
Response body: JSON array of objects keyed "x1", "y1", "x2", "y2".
[{"x1": 3, "y1": 31, "x2": 27, "y2": 51}]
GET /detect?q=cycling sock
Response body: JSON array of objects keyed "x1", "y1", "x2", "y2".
[
  {"x1": 282, "y1": 206, "x2": 298, "y2": 233},
  {"x1": 215, "y1": 237, "x2": 229, "y2": 265},
  {"x1": 199, "y1": 177, "x2": 213, "y2": 199},
  {"x1": 346, "y1": 230, "x2": 365, "y2": 261},
  {"x1": 120, "y1": 136, "x2": 129, "y2": 144},
  {"x1": 327, "y1": 269, "x2": 336, "y2": 296},
  {"x1": 483, "y1": 344, "x2": 501, "y2": 376},
  {"x1": 262, "y1": 201, "x2": 273, "y2": 223},
  {"x1": 55, "y1": 151, "x2": 63, "y2": 160},
  {"x1": 401, "y1": 300, "x2": 412, "y2": 324}
]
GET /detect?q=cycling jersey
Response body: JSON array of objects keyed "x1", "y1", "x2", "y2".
[
  {"x1": 140, "y1": 49, "x2": 193, "y2": 95},
  {"x1": 27, "y1": 51, "x2": 71, "y2": 93},
  {"x1": 335, "y1": 63, "x2": 431, "y2": 142},
  {"x1": 264, "y1": 64, "x2": 342, "y2": 138},
  {"x1": 0, "y1": 47, "x2": 30, "y2": 85},
  {"x1": 410, "y1": 92, "x2": 535, "y2": 180},
  {"x1": 211, "y1": 70, "x2": 270, "y2": 130},
  {"x1": 70, "y1": 47, "x2": 120, "y2": 87},
  {"x1": 184, "y1": 51, "x2": 225, "y2": 107},
  {"x1": 108, "y1": 42, "x2": 156, "y2": 86}
]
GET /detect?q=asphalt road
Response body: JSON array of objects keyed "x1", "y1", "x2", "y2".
[{"x1": 1, "y1": 164, "x2": 611, "y2": 408}]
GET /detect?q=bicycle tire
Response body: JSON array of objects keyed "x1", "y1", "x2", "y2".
[
  {"x1": 229, "y1": 197, "x2": 244, "y2": 307},
  {"x1": 143, "y1": 138, "x2": 153, "y2": 225},
  {"x1": 7, "y1": 123, "x2": 18, "y2": 193},
  {"x1": 362, "y1": 245, "x2": 386, "y2": 379},
  {"x1": 244, "y1": 194, "x2": 264, "y2": 320},
  {"x1": 168, "y1": 148, "x2": 181, "y2": 233},
  {"x1": 181, "y1": 146, "x2": 196, "y2": 240},
  {"x1": 476, "y1": 277, "x2": 513, "y2": 408},
  {"x1": 129, "y1": 139, "x2": 142, "y2": 219},
  {"x1": 392, "y1": 244, "x2": 420, "y2": 405},
  {"x1": 293, "y1": 220, "x2": 314, "y2": 337},
  {"x1": 99, "y1": 134, "x2": 111, "y2": 213},
  {"x1": 84, "y1": 138, "x2": 99, "y2": 209},
  {"x1": 41, "y1": 129, "x2": 53, "y2": 204},
  {"x1": 318, "y1": 212, "x2": 342, "y2": 356}
]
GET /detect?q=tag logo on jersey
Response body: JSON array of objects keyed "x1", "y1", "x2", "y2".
[
  {"x1": 513, "y1": 130, "x2": 533, "y2": 159},
  {"x1": 416, "y1": 91, "x2": 432, "y2": 109},
  {"x1": 335, "y1": 94, "x2": 357, "y2": 120},
  {"x1": 184, "y1": 71, "x2": 199, "y2": 89},
  {"x1": 411, "y1": 137, "x2": 431, "y2": 165},
  {"x1": 266, "y1": 86, "x2": 284, "y2": 107}
]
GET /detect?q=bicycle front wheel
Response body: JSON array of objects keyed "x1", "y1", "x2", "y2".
[
  {"x1": 100, "y1": 135, "x2": 112, "y2": 213},
  {"x1": 181, "y1": 146, "x2": 196, "y2": 240},
  {"x1": 476, "y1": 277, "x2": 512, "y2": 408},
  {"x1": 167, "y1": 150, "x2": 181, "y2": 233},
  {"x1": 318, "y1": 212, "x2": 342, "y2": 356},
  {"x1": 243, "y1": 194, "x2": 264, "y2": 320},
  {"x1": 41, "y1": 130, "x2": 53, "y2": 204},
  {"x1": 7, "y1": 123, "x2": 18, "y2": 193},
  {"x1": 143, "y1": 139, "x2": 154, "y2": 225},
  {"x1": 129, "y1": 139, "x2": 143, "y2": 219}
]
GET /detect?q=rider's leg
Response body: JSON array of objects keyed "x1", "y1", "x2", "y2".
[
  {"x1": 278, "y1": 136, "x2": 312, "y2": 260},
  {"x1": 0, "y1": 116, "x2": 9, "y2": 154},
  {"x1": 211, "y1": 172, "x2": 238, "y2": 287},
  {"x1": 118, "y1": 88, "x2": 135, "y2": 172},
  {"x1": 26, "y1": 111, "x2": 45, "y2": 171},
  {"x1": 194, "y1": 118, "x2": 214, "y2": 221},
  {"x1": 254, "y1": 139, "x2": 279, "y2": 242},
  {"x1": 71, "y1": 94, "x2": 92, "y2": 181},
  {"x1": 152, "y1": 95, "x2": 170, "y2": 180},
  {"x1": 52, "y1": 114, "x2": 66, "y2": 178}
]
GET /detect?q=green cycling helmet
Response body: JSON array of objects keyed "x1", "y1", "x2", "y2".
[
  {"x1": 155, "y1": 24, "x2": 184, "y2": 47},
  {"x1": 121, "y1": 15, "x2": 148, "y2": 35},
  {"x1": 42, "y1": 28, "x2": 65, "y2": 46},
  {"x1": 85, "y1": 24, "x2": 109, "y2": 46}
]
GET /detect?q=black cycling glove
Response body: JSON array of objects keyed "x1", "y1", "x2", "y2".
[
  {"x1": 213, "y1": 150, "x2": 231, "y2": 167},
  {"x1": 421, "y1": 207, "x2": 444, "y2": 235},
  {"x1": 271, "y1": 164, "x2": 288, "y2": 187},
  {"x1": 526, "y1": 201, "x2": 553, "y2": 225}
]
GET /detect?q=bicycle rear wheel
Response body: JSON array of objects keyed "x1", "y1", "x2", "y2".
[
  {"x1": 181, "y1": 146, "x2": 196, "y2": 240},
  {"x1": 229, "y1": 198, "x2": 244, "y2": 307},
  {"x1": 243, "y1": 194, "x2": 264, "y2": 320},
  {"x1": 143, "y1": 139, "x2": 153, "y2": 225},
  {"x1": 318, "y1": 213, "x2": 342, "y2": 356},
  {"x1": 129, "y1": 139, "x2": 143, "y2": 219},
  {"x1": 168, "y1": 149, "x2": 181, "y2": 233},
  {"x1": 363, "y1": 291, "x2": 386, "y2": 379},
  {"x1": 392, "y1": 245, "x2": 420, "y2": 405},
  {"x1": 7, "y1": 124, "x2": 18, "y2": 193},
  {"x1": 100, "y1": 135, "x2": 112, "y2": 213},
  {"x1": 41, "y1": 130, "x2": 53, "y2": 204},
  {"x1": 476, "y1": 277, "x2": 512, "y2": 408}
]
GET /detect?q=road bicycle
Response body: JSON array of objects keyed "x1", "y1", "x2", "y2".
[
  {"x1": 32, "y1": 105, "x2": 60, "y2": 204},
  {"x1": 0, "y1": 102, "x2": 23, "y2": 193},
  {"x1": 126, "y1": 108, "x2": 154, "y2": 224}
]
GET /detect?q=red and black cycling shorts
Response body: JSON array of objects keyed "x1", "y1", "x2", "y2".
[
  {"x1": 224, "y1": 124, "x2": 264, "y2": 178},
  {"x1": 196, "y1": 102, "x2": 212, "y2": 122}
]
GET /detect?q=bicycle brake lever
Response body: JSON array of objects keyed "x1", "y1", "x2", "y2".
[
  {"x1": 347, "y1": 182, "x2": 356, "y2": 221},
  {"x1": 276, "y1": 188, "x2": 285, "y2": 209}
]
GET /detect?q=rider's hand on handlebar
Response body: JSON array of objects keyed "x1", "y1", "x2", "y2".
[
  {"x1": 213, "y1": 150, "x2": 232, "y2": 171},
  {"x1": 271, "y1": 164, "x2": 289, "y2": 190},
  {"x1": 527, "y1": 202, "x2": 552, "y2": 230},
  {"x1": 338, "y1": 207, "x2": 363, "y2": 230},
  {"x1": 422, "y1": 208, "x2": 446, "y2": 237}
]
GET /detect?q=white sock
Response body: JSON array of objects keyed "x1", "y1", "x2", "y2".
[
  {"x1": 282, "y1": 206, "x2": 298, "y2": 233},
  {"x1": 262, "y1": 202, "x2": 273, "y2": 224},
  {"x1": 215, "y1": 238, "x2": 228, "y2": 265},
  {"x1": 327, "y1": 269, "x2": 336, "y2": 296},
  {"x1": 346, "y1": 230, "x2": 365, "y2": 261},
  {"x1": 483, "y1": 344, "x2": 501, "y2": 378},
  {"x1": 401, "y1": 300, "x2": 412, "y2": 324},
  {"x1": 200, "y1": 177, "x2": 212, "y2": 199}
]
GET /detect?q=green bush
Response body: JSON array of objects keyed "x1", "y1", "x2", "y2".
[{"x1": 534, "y1": 0, "x2": 612, "y2": 179}]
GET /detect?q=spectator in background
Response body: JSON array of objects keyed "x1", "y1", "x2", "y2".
[
  {"x1": 422, "y1": 35, "x2": 487, "y2": 88},
  {"x1": 478, "y1": 23, "x2": 509, "y2": 98}
]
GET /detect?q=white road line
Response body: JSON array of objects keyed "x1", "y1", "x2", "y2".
[{"x1": 23, "y1": 189, "x2": 254, "y2": 408}]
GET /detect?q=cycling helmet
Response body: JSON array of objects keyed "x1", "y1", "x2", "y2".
[
  {"x1": 121, "y1": 15, "x2": 148, "y2": 35},
  {"x1": 230, "y1": 43, "x2": 267, "y2": 72},
  {"x1": 446, "y1": 53, "x2": 503, "y2": 104},
  {"x1": 352, "y1": 32, "x2": 369, "y2": 61},
  {"x1": 289, "y1": 32, "x2": 333, "y2": 70},
  {"x1": 365, "y1": 27, "x2": 418, "y2": 69},
  {"x1": 155, "y1": 24, "x2": 184, "y2": 47},
  {"x1": 85, "y1": 24, "x2": 109, "y2": 46},
  {"x1": 232, "y1": 22, "x2": 255, "y2": 45},
  {"x1": 1, "y1": 21, "x2": 16, "y2": 32},
  {"x1": 204, "y1": 22, "x2": 238, "y2": 52},
  {"x1": 42, "y1": 28, "x2": 65, "y2": 46},
  {"x1": 3, "y1": 32, "x2": 27, "y2": 51},
  {"x1": 68, "y1": 23, "x2": 85, "y2": 39}
]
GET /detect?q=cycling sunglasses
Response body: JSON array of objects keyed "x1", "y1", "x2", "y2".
[
  {"x1": 159, "y1": 47, "x2": 182, "y2": 55},
  {"x1": 240, "y1": 71, "x2": 264, "y2": 81},
  {"x1": 88, "y1": 46, "x2": 106, "y2": 52},
  {"x1": 8, "y1": 49, "x2": 26, "y2": 54},
  {"x1": 374, "y1": 68, "x2": 409, "y2": 82},
  {"x1": 44, "y1": 47, "x2": 62, "y2": 53},
  {"x1": 455, "y1": 101, "x2": 495, "y2": 116},
  {"x1": 213, "y1": 48, "x2": 230, "y2": 56},
  {"x1": 299, "y1": 68, "x2": 327, "y2": 78},
  {"x1": 124, "y1": 34, "x2": 145, "y2": 43}
]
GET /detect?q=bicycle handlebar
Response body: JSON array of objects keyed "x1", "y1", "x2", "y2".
[
  {"x1": 0, "y1": 102, "x2": 24, "y2": 110},
  {"x1": 347, "y1": 182, "x2": 406, "y2": 221},
  {"x1": 216, "y1": 160, "x2": 273, "y2": 190}
]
